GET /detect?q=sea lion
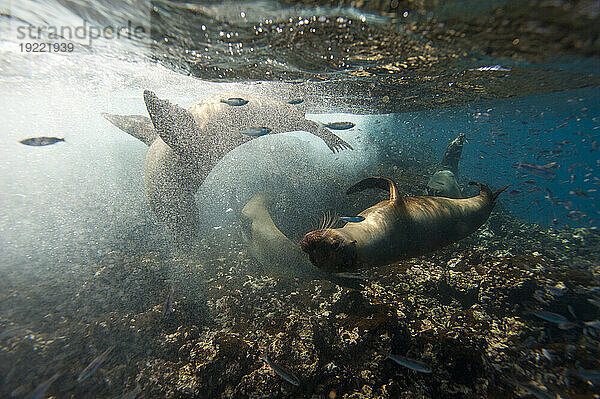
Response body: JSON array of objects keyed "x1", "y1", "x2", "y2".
[
  {"x1": 103, "y1": 91, "x2": 354, "y2": 245},
  {"x1": 426, "y1": 170, "x2": 462, "y2": 199},
  {"x1": 241, "y1": 193, "x2": 363, "y2": 288},
  {"x1": 426, "y1": 133, "x2": 465, "y2": 198},
  {"x1": 300, "y1": 176, "x2": 508, "y2": 273}
]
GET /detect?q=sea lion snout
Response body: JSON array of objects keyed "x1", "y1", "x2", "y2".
[{"x1": 301, "y1": 230, "x2": 357, "y2": 273}]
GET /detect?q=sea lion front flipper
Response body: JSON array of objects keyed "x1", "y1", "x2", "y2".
[
  {"x1": 102, "y1": 113, "x2": 157, "y2": 146},
  {"x1": 143, "y1": 90, "x2": 199, "y2": 153},
  {"x1": 346, "y1": 176, "x2": 400, "y2": 201},
  {"x1": 302, "y1": 120, "x2": 353, "y2": 153}
]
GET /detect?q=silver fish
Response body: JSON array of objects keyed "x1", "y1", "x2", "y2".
[
  {"x1": 339, "y1": 216, "x2": 365, "y2": 223},
  {"x1": 261, "y1": 355, "x2": 300, "y2": 386},
  {"x1": 588, "y1": 298, "x2": 600, "y2": 308},
  {"x1": 558, "y1": 322, "x2": 578, "y2": 330},
  {"x1": 531, "y1": 310, "x2": 568, "y2": 324},
  {"x1": 387, "y1": 354, "x2": 432, "y2": 373},
  {"x1": 240, "y1": 127, "x2": 271, "y2": 137},
  {"x1": 324, "y1": 121, "x2": 355, "y2": 130},
  {"x1": 163, "y1": 285, "x2": 174, "y2": 317},
  {"x1": 516, "y1": 382, "x2": 555, "y2": 399},
  {"x1": 220, "y1": 97, "x2": 248, "y2": 106},
  {"x1": 584, "y1": 320, "x2": 600, "y2": 329},
  {"x1": 546, "y1": 283, "x2": 566, "y2": 296},
  {"x1": 541, "y1": 349, "x2": 553, "y2": 362},
  {"x1": 25, "y1": 372, "x2": 61, "y2": 399},
  {"x1": 19, "y1": 137, "x2": 65, "y2": 146},
  {"x1": 287, "y1": 99, "x2": 304, "y2": 105},
  {"x1": 77, "y1": 346, "x2": 114, "y2": 382}
]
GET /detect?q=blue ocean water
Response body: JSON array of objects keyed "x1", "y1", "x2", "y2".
[{"x1": 377, "y1": 87, "x2": 600, "y2": 229}]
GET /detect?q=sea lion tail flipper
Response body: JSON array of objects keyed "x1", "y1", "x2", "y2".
[
  {"x1": 304, "y1": 121, "x2": 353, "y2": 153},
  {"x1": 468, "y1": 181, "x2": 509, "y2": 201},
  {"x1": 102, "y1": 113, "x2": 157, "y2": 146},
  {"x1": 492, "y1": 184, "x2": 510, "y2": 201},
  {"x1": 347, "y1": 176, "x2": 399, "y2": 201},
  {"x1": 143, "y1": 90, "x2": 197, "y2": 153},
  {"x1": 440, "y1": 132, "x2": 466, "y2": 175}
]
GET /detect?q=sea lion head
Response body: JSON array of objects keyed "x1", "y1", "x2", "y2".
[
  {"x1": 426, "y1": 170, "x2": 462, "y2": 198},
  {"x1": 300, "y1": 229, "x2": 357, "y2": 273}
]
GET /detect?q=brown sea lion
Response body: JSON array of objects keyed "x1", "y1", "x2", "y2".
[{"x1": 300, "y1": 176, "x2": 508, "y2": 273}]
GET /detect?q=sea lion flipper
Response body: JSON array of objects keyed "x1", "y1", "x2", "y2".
[
  {"x1": 468, "y1": 181, "x2": 509, "y2": 201},
  {"x1": 346, "y1": 176, "x2": 399, "y2": 201},
  {"x1": 102, "y1": 113, "x2": 157, "y2": 146},
  {"x1": 440, "y1": 133, "x2": 466, "y2": 176},
  {"x1": 143, "y1": 90, "x2": 197, "y2": 153},
  {"x1": 303, "y1": 121, "x2": 353, "y2": 153}
]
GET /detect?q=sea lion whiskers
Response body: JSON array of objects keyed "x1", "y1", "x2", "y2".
[{"x1": 317, "y1": 210, "x2": 338, "y2": 233}]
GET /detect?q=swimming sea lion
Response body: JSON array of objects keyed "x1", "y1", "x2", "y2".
[
  {"x1": 426, "y1": 133, "x2": 466, "y2": 198},
  {"x1": 426, "y1": 170, "x2": 462, "y2": 198},
  {"x1": 241, "y1": 193, "x2": 363, "y2": 288},
  {"x1": 104, "y1": 91, "x2": 353, "y2": 245},
  {"x1": 300, "y1": 176, "x2": 508, "y2": 273}
]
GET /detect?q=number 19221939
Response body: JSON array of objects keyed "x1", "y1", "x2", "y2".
[{"x1": 20, "y1": 42, "x2": 75, "y2": 52}]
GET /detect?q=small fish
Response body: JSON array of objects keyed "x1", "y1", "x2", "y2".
[
  {"x1": 339, "y1": 216, "x2": 365, "y2": 223},
  {"x1": 470, "y1": 65, "x2": 510, "y2": 72},
  {"x1": 558, "y1": 322, "x2": 578, "y2": 330},
  {"x1": 25, "y1": 372, "x2": 62, "y2": 399},
  {"x1": 546, "y1": 283, "x2": 566, "y2": 296},
  {"x1": 220, "y1": 97, "x2": 248, "y2": 106},
  {"x1": 287, "y1": 98, "x2": 304, "y2": 105},
  {"x1": 531, "y1": 310, "x2": 568, "y2": 324},
  {"x1": 516, "y1": 382, "x2": 555, "y2": 399},
  {"x1": 569, "y1": 190, "x2": 590, "y2": 198},
  {"x1": 324, "y1": 122, "x2": 355, "y2": 130},
  {"x1": 77, "y1": 346, "x2": 114, "y2": 382},
  {"x1": 387, "y1": 354, "x2": 432, "y2": 373},
  {"x1": 19, "y1": 137, "x2": 65, "y2": 146},
  {"x1": 261, "y1": 355, "x2": 300, "y2": 386},
  {"x1": 240, "y1": 127, "x2": 271, "y2": 137},
  {"x1": 541, "y1": 349, "x2": 553, "y2": 362},
  {"x1": 584, "y1": 320, "x2": 600, "y2": 329},
  {"x1": 163, "y1": 285, "x2": 174, "y2": 317},
  {"x1": 517, "y1": 163, "x2": 556, "y2": 179},
  {"x1": 544, "y1": 187, "x2": 556, "y2": 204}
]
